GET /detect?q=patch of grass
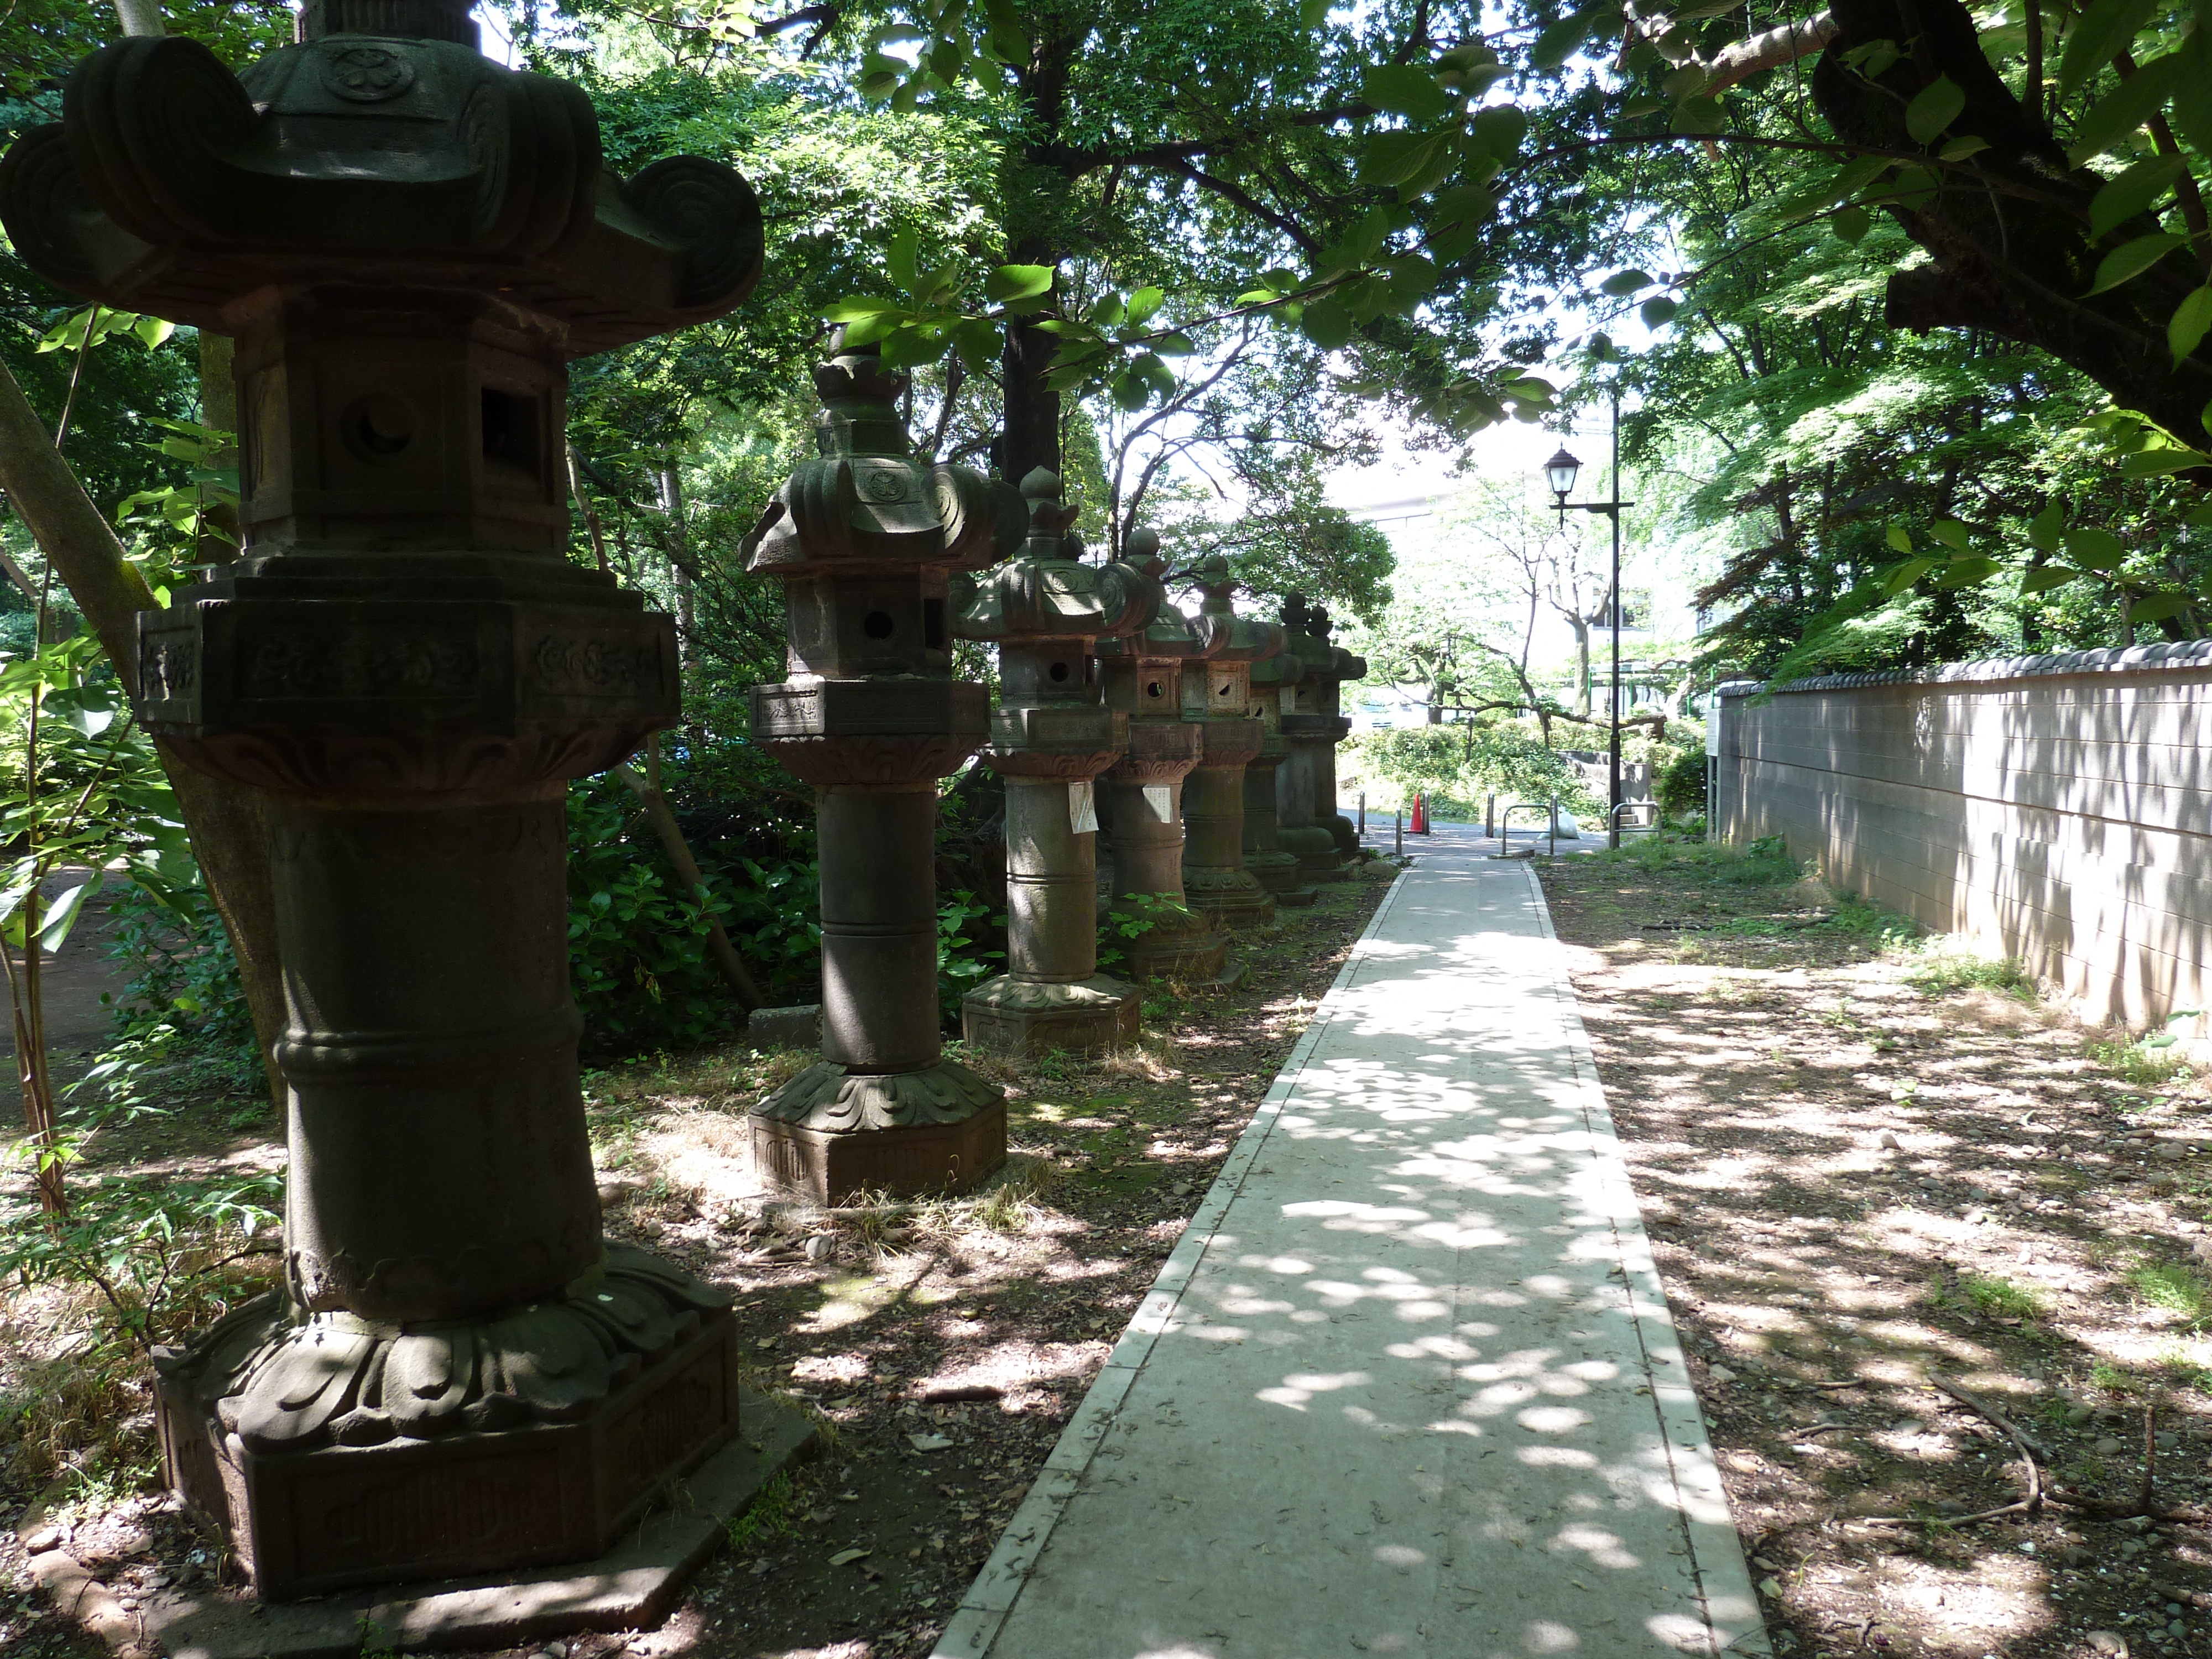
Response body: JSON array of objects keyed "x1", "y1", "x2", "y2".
[
  {"x1": 726, "y1": 1469, "x2": 802, "y2": 1553},
  {"x1": 1903, "y1": 946, "x2": 2036, "y2": 1000},
  {"x1": 2130, "y1": 1264, "x2": 2212, "y2": 1328},
  {"x1": 2092, "y1": 1359, "x2": 2141, "y2": 1393},
  {"x1": 1823, "y1": 893, "x2": 1919, "y2": 946},
  {"x1": 1960, "y1": 1274, "x2": 2048, "y2": 1318},
  {"x1": 2093, "y1": 1035, "x2": 2194, "y2": 1088}
]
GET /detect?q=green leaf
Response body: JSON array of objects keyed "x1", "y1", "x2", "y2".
[
  {"x1": 985, "y1": 263, "x2": 1055, "y2": 303},
  {"x1": 981, "y1": 25, "x2": 1027, "y2": 62},
  {"x1": 1361, "y1": 63, "x2": 1457, "y2": 121},
  {"x1": 2060, "y1": 0, "x2": 2158, "y2": 95},
  {"x1": 1532, "y1": 13, "x2": 1591, "y2": 70},
  {"x1": 886, "y1": 227, "x2": 921, "y2": 299},
  {"x1": 1671, "y1": 95, "x2": 1725, "y2": 133},
  {"x1": 1301, "y1": 298, "x2": 1354, "y2": 349},
  {"x1": 952, "y1": 318, "x2": 999, "y2": 373},
  {"x1": 1934, "y1": 555, "x2": 2002, "y2": 587},
  {"x1": 2064, "y1": 526, "x2": 2127, "y2": 570},
  {"x1": 131, "y1": 315, "x2": 175, "y2": 349},
  {"x1": 2131, "y1": 591, "x2": 2196, "y2": 620},
  {"x1": 1586, "y1": 331, "x2": 1618, "y2": 361},
  {"x1": 1640, "y1": 295, "x2": 1680, "y2": 326},
  {"x1": 2090, "y1": 153, "x2": 2187, "y2": 241},
  {"x1": 2021, "y1": 565, "x2": 2079, "y2": 593},
  {"x1": 2120, "y1": 445, "x2": 2212, "y2": 474},
  {"x1": 1300, "y1": 0, "x2": 1329, "y2": 24},
  {"x1": 2172, "y1": 29, "x2": 2212, "y2": 152},
  {"x1": 1904, "y1": 76, "x2": 1966, "y2": 144},
  {"x1": 2172, "y1": 286, "x2": 2212, "y2": 364},
  {"x1": 2088, "y1": 232, "x2": 2182, "y2": 294},
  {"x1": 1938, "y1": 135, "x2": 1990, "y2": 160},
  {"x1": 1927, "y1": 519, "x2": 1971, "y2": 551},
  {"x1": 1360, "y1": 128, "x2": 1454, "y2": 189},
  {"x1": 824, "y1": 295, "x2": 901, "y2": 322},
  {"x1": 1885, "y1": 523, "x2": 1913, "y2": 554},
  {"x1": 1151, "y1": 331, "x2": 1197, "y2": 356},
  {"x1": 837, "y1": 308, "x2": 911, "y2": 346},
  {"x1": 1470, "y1": 105, "x2": 1530, "y2": 158},
  {"x1": 1832, "y1": 204, "x2": 1871, "y2": 244},
  {"x1": 2026, "y1": 502, "x2": 2066, "y2": 551},
  {"x1": 1880, "y1": 556, "x2": 1939, "y2": 592},
  {"x1": 1600, "y1": 268, "x2": 1652, "y2": 296},
  {"x1": 2070, "y1": 50, "x2": 2188, "y2": 161},
  {"x1": 1125, "y1": 286, "x2": 1165, "y2": 325},
  {"x1": 1111, "y1": 371, "x2": 1149, "y2": 411}
]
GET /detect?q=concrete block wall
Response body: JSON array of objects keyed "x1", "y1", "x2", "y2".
[{"x1": 1714, "y1": 641, "x2": 2212, "y2": 1029}]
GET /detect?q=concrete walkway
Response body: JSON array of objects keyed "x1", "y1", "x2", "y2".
[{"x1": 934, "y1": 826, "x2": 1767, "y2": 1659}]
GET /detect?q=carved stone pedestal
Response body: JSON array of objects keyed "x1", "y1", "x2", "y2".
[
  {"x1": 954, "y1": 474, "x2": 1152, "y2": 1055},
  {"x1": 0, "y1": 0, "x2": 770, "y2": 1598},
  {"x1": 155, "y1": 1249, "x2": 739, "y2": 1600},
  {"x1": 1179, "y1": 559, "x2": 1285, "y2": 931},
  {"x1": 743, "y1": 340, "x2": 1013, "y2": 1201}
]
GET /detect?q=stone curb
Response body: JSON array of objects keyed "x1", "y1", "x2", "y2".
[
  {"x1": 928, "y1": 867, "x2": 1416, "y2": 1659},
  {"x1": 1516, "y1": 860, "x2": 1774, "y2": 1658}
]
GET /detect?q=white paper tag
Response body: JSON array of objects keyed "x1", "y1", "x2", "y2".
[
  {"x1": 1280, "y1": 687, "x2": 1297, "y2": 713},
  {"x1": 1142, "y1": 785, "x2": 1172, "y2": 822},
  {"x1": 1069, "y1": 780, "x2": 1099, "y2": 834}
]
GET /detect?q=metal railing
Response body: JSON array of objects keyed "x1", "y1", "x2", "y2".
[{"x1": 1500, "y1": 797, "x2": 1561, "y2": 858}]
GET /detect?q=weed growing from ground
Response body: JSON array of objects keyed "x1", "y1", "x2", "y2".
[
  {"x1": 726, "y1": 1470, "x2": 802, "y2": 1553},
  {"x1": 2094, "y1": 1035, "x2": 2195, "y2": 1088},
  {"x1": 2092, "y1": 1359, "x2": 2138, "y2": 1392},
  {"x1": 1960, "y1": 1274, "x2": 2048, "y2": 1318},
  {"x1": 1904, "y1": 947, "x2": 2037, "y2": 1000},
  {"x1": 2130, "y1": 1264, "x2": 2212, "y2": 1328}
]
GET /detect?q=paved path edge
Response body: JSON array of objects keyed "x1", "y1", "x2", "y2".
[{"x1": 930, "y1": 867, "x2": 1418, "y2": 1659}]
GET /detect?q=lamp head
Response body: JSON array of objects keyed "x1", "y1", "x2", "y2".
[{"x1": 1543, "y1": 446, "x2": 1582, "y2": 503}]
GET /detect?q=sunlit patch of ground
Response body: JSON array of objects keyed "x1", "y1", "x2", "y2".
[{"x1": 1542, "y1": 841, "x2": 2212, "y2": 1659}]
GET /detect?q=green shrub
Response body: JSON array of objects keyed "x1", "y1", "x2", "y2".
[
  {"x1": 1656, "y1": 747, "x2": 1708, "y2": 819},
  {"x1": 2131, "y1": 1264, "x2": 2212, "y2": 1328},
  {"x1": 96, "y1": 879, "x2": 263, "y2": 1098},
  {"x1": 2093, "y1": 1034, "x2": 2194, "y2": 1087},
  {"x1": 1350, "y1": 722, "x2": 1601, "y2": 818}
]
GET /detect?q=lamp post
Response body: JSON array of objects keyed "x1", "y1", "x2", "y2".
[{"x1": 1545, "y1": 383, "x2": 1635, "y2": 850}]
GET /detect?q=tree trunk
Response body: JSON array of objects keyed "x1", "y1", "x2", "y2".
[
  {"x1": 1570, "y1": 620, "x2": 1592, "y2": 717},
  {"x1": 0, "y1": 360, "x2": 285, "y2": 1103},
  {"x1": 999, "y1": 301, "x2": 1062, "y2": 484}
]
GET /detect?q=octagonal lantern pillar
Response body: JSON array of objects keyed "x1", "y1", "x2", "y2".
[
  {"x1": 1243, "y1": 642, "x2": 1310, "y2": 902},
  {"x1": 1277, "y1": 594, "x2": 1360, "y2": 881},
  {"x1": 1180, "y1": 559, "x2": 1284, "y2": 930},
  {"x1": 742, "y1": 338, "x2": 1017, "y2": 1202},
  {"x1": 1094, "y1": 533, "x2": 1234, "y2": 985},
  {"x1": 0, "y1": 0, "x2": 768, "y2": 1599},
  {"x1": 952, "y1": 472, "x2": 1155, "y2": 1056}
]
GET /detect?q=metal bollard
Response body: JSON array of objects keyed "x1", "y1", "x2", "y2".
[
  {"x1": 1549, "y1": 794, "x2": 1558, "y2": 859},
  {"x1": 1358, "y1": 791, "x2": 1366, "y2": 836},
  {"x1": 1394, "y1": 809, "x2": 1404, "y2": 858},
  {"x1": 1485, "y1": 792, "x2": 1495, "y2": 839}
]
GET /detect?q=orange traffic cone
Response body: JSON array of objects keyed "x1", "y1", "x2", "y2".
[{"x1": 1410, "y1": 792, "x2": 1430, "y2": 835}]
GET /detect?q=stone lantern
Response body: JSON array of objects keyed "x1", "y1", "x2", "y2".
[
  {"x1": 0, "y1": 0, "x2": 766, "y2": 1599},
  {"x1": 1243, "y1": 641, "x2": 1311, "y2": 906},
  {"x1": 1278, "y1": 594, "x2": 1366, "y2": 879},
  {"x1": 953, "y1": 471, "x2": 1155, "y2": 1055},
  {"x1": 1095, "y1": 533, "x2": 1234, "y2": 984},
  {"x1": 742, "y1": 337, "x2": 1015, "y2": 1202},
  {"x1": 1181, "y1": 559, "x2": 1284, "y2": 930}
]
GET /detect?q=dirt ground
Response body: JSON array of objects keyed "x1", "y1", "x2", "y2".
[
  {"x1": 0, "y1": 862, "x2": 1396, "y2": 1659},
  {"x1": 1539, "y1": 836, "x2": 2212, "y2": 1659}
]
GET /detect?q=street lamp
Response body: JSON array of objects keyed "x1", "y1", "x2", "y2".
[{"x1": 1548, "y1": 384, "x2": 1635, "y2": 849}]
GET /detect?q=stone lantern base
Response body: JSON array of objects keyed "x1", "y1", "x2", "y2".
[
  {"x1": 749, "y1": 1059, "x2": 1006, "y2": 1203},
  {"x1": 963, "y1": 973, "x2": 1139, "y2": 1057},
  {"x1": 152, "y1": 1247, "x2": 742, "y2": 1603},
  {"x1": 1282, "y1": 826, "x2": 1352, "y2": 882},
  {"x1": 1244, "y1": 848, "x2": 1308, "y2": 897},
  {"x1": 1117, "y1": 907, "x2": 1234, "y2": 986},
  {"x1": 1186, "y1": 868, "x2": 1277, "y2": 928}
]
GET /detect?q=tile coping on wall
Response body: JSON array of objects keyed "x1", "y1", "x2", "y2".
[{"x1": 1713, "y1": 637, "x2": 2212, "y2": 700}]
